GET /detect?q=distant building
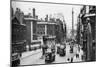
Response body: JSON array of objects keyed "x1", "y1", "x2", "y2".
[
  {"x1": 36, "y1": 14, "x2": 57, "y2": 38},
  {"x1": 55, "y1": 19, "x2": 66, "y2": 43},
  {"x1": 36, "y1": 17, "x2": 67, "y2": 44},
  {"x1": 36, "y1": 21, "x2": 56, "y2": 37}
]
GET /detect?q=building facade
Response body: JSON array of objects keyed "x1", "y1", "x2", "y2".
[
  {"x1": 24, "y1": 17, "x2": 38, "y2": 50},
  {"x1": 77, "y1": 5, "x2": 96, "y2": 61},
  {"x1": 36, "y1": 22, "x2": 56, "y2": 37}
]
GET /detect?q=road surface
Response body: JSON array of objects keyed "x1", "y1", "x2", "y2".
[{"x1": 20, "y1": 43, "x2": 84, "y2": 66}]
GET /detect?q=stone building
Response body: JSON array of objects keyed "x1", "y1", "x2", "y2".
[
  {"x1": 77, "y1": 5, "x2": 96, "y2": 61},
  {"x1": 36, "y1": 21, "x2": 56, "y2": 38}
]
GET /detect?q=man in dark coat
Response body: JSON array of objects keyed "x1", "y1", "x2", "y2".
[{"x1": 40, "y1": 36, "x2": 48, "y2": 59}]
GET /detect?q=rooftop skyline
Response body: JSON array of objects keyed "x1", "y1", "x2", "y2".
[{"x1": 12, "y1": 1, "x2": 83, "y2": 37}]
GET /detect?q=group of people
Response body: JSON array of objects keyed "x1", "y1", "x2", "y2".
[{"x1": 67, "y1": 40, "x2": 82, "y2": 62}]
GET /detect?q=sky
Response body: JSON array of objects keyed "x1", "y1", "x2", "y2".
[{"x1": 11, "y1": 1, "x2": 83, "y2": 37}]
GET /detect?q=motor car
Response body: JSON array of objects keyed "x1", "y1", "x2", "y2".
[
  {"x1": 59, "y1": 44, "x2": 66, "y2": 56},
  {"x1": 45, "y1": 48, "x2": 55, "y2": 63}
]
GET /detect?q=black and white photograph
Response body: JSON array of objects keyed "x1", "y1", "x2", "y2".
[{"x1": 11, "y1": 0, "x2": 96, "y2": 67}]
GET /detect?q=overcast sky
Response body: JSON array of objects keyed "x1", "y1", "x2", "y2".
[{"x1": 11, "y1": 1, "x2": 83, "y2": 37}]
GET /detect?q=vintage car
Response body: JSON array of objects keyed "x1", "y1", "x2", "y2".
[
  {"x1": 59, "y1": 44, "x2": 66, "y2": 56},
  {"x1": 45, "y1": 48, "x2": 55, "y2": 63},
  {"x1": 12, "y1": 52, "x2": 20, "y2": 67},
  {"x1": 57, "y1": 43, "x2": 66, "y2": 56}
]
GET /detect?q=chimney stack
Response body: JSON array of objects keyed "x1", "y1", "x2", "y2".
[
  {"x1": 35, "y1": 15, "x2": 38, "y2": 19},
  {"x1": 33, "y1": 8, "x2": 35, "y2": 18},
  {"x1": 45, "y1": 15, "x2": 48, "y2": 22}
]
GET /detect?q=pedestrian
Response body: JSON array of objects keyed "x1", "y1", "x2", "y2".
[
  {"x1": 40, "y1": 43, "x2": 48, "y2": 59},
  {"x1": 71, "y1": 57, "x2": 73, "y2": 63},
  {"x1": 70, "y1": 45, "x2": 73, "y2": 53},
  {"x1": 76, "y1": 53, "x2": 79, "y2": 58},
  {"x1": 78, "y1": 45, "x2": 80, "y2": 52},
  {"x1": 40, "y1": 36, "x2": 48, "y2": 59}
]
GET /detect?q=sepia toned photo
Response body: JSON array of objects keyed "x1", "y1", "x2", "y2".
[{"x1": 11, "y1": 0, "x2": 96, "y2": 67}]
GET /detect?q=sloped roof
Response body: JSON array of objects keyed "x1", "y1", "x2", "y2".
[{"x1": 12, "y1": 16, "x2": 20, "y2": 24}]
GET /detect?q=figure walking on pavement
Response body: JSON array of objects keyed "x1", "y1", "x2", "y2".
[{"x1": 40, "y1": 36, "x2": 48, "y2": 59}]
